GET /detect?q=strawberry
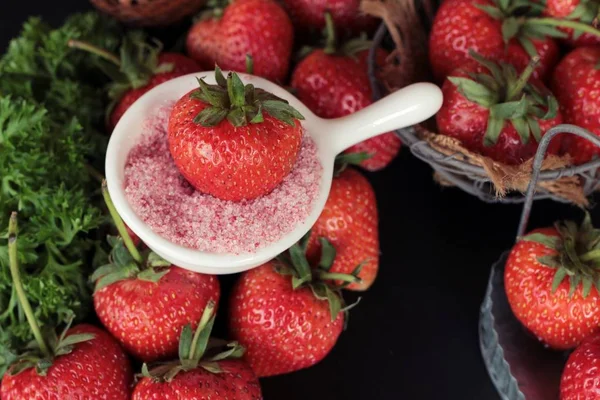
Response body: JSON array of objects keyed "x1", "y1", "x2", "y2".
[
  {"x1": 186, "y1": 0, "x2": 293, "y2": 83},
  {"x1": 551, "y1": 46, "x2": 600, "y2": 165},
  {"x1": 428, "y1": 0, "x2": 577, "y2": 82},
  {"x1": 280, "y1": 0, "x2": 378, "y2": 36},
  {"x1": 132, "y1": 302, "x2": 262, "y2": 400},
  {"x1": 229, "y1": 237, "x2": 361, "y2": 377},
  {"x1": 92, "y1": 183, "x2": 220, "y2": 362},
  {"x1": 544, "y1": 0, "x2": 600, "y2": 46},
  {"x1": 436, "y1": 52, "x2": 563, "y2": 165},
  {"x1": 1, "y1": 213, "x2": 132, "y2": 400},
  {"x1": 168, "y1": 68, "x2": 305, "y2": 202},
  {"x1": 505, "y1": 214, "x2": 600, "y2": 350},
  {"x1": 1, "y1": 324, "x2": 133, "y2": 400},
  {"x1": 291, "y1": 13, "x2": 401, "y2": 171},
  {"x1": 69, "y1": 31, "x2": 200, "y2": 131},
  {"x1": 306, "y1": 165, "x2": 379, "y2": 291},
  {"x1": 560, "y1": 330, "x2": 600, "y2": 399}
]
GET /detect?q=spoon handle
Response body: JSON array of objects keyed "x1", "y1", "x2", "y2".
[{"x1": 317, "y1": 82, "x2": 443, "y2": 156}]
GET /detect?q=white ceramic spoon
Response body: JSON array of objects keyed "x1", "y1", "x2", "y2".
[{"x1": 105, "y1": 71, "x2": 442, "y2": 274}]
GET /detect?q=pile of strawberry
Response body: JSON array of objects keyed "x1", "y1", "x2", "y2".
[
  {"x1": 429, "y1": 0, "x2": 600, "y2": 167},
  {"x1": 0, "y1": 1, "x2": 391, "y2": 399}
]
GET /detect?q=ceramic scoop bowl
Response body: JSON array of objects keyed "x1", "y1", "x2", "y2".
[{"x1": 105, "y1": 71, "x2": 443, "y2": 274}]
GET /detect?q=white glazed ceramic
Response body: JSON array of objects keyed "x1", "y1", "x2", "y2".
[{"x1": 106, "y1": 71, "x2": 443, "y2": 274}]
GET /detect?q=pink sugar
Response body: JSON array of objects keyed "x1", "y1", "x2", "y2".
[{"x1": 123, "y1": 104, "x2": 323, "y2": 254}]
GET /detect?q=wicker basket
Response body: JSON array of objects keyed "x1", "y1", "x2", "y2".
[
  {"x1": 90, "y1": 0, "x2": 206, "y2": 26},
  {"x1": 368, "y1": 21, "x2": 600, "y2": 205}
]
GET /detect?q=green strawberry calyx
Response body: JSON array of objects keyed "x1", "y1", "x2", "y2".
[
  {"x1": 448, "y1": 51, "x2": 558, "y2": 147},
  {"x1": 6, "y1": 213, "x2": 95, "y2": 376},
  {"x1": 140, "y1": 301, "x2": 245, "y2": 382},
  {"x1": 475, "y1": 0, "x2": 600, "y2": 57},
  {"x1": 334, "y1": 153, "x2": 372, "y2": 176},
  {"x1": 68, "y1": 31, "x2": 174, "y2": 102},
  {"x1": 298, "y1": 12, "x2": 373, "y2": 60},
  {"x1": 520, "y1": 212, "x2": 600, "y2": 298},
  {"x1": 190, "y1": 67, "x2": 305, "y2": 127},
  {"x1": 275, "y1": 232, "x2": 364, "y2": 323},
  {"x1": 90, "y1": 181, "x2": 171, "y2": 292}
]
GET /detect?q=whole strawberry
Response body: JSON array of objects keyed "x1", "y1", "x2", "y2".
[
  {"x1": 186, "y1": 0, "x2": 293, "y2": 83},
  {"x1": 429, "y1": 0, "x2": 572, "y2": 82},
  {"x1": 0, "y1": 213, "x2": 132, "y2": 400},
  {"x1": 505, "y1": 214, "x2": 600, "y2": 350},
  {"x1": 291, "y1": 13, "x2": 401, "y2": 171},
  {"x1": 1, "y1": 324, "x2": 133, "y2": 400},
  {"x1": 436, "y1": 52, "x2": 563, "y2": 165},
  {"x1": 280, "y1": 0, "x2": 377, "y2": 36},
  {"x1": 168, "y1": 68, "x2": 304, "y2": 202},
  {"x1": 560, "y1": 331, "x2": 600, "y2": 399},
  {"x1": 132, "y1": 302, "x2": 262, "y2": 400},
  {"x1": 306, "y1": 165, "x2": 379, "y2": 291},
  {"x1": 93, "y1": 183, "x2": 220, "y2": 362},
  {"x1": 69, "y1": 31, "x2": 200, "y2": 131},
  {"x1": 551, "y1": 46, "x2": 600, "y2": 164},
  {"x1": 229, "y1": 237, "x2": 361, "y2": 377},
  {"x1": 544, "y1": 0, "x2": 600, "y2": 46}
]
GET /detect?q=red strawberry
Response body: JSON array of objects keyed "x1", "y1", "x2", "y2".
[
  {"x1": 436, "y1": 53, "x2": 563, "y2": 165},
  {"x1": 505, "y1": 215, "x2": 600, "y2": 350},
  {"x1": 109, "y1": 53, "x2": 200, "y2": 129},
  {"x1": 168, "y1": 68, "x2": 304, "y2": 201},
  {"x1": 229, "y1": 239, "x2": 361, "y2": 377},
  {"x1": 1, "y1": 213, "x2": 132, "y2": 400},
  {"x1": 560, "y1": 331, "x2": 600, "y2": 399},
  {"x1": 291, "y1": 14, "x2": 401, "y2": 171},
  {"x1": 544, "y1": 0, "x2": 600, "y2": 47},
  {"x1": 428, "y1": 0, "x2": 565, "y2": 82},
  {"x1": 69, "y1": 32, "x2": 200, "y2": 131},
  {"x1": 186, "y1": 0, "x2": 293, "y2": 83},
  {"x1": 94, "y1": 183, "x2": 220, "y2": 362},
  {"x1": 1, "y1": 324, "x2": 133, "y2": 400},
  {"x1": 94, "y1": 266, "x2": 220, "y2": 362},
  {"x1": 280, "y1": 0, "x2": 378, "y2": 36},
  {"x1": 551, "y1": 46, "x2": 600, "y2": 164},
  {"x1": 306, "y1": 167, "x2": 379, "y2": 291},
  {"x1": 132, "y1": 302, "x2": 262, "y2": 400}
]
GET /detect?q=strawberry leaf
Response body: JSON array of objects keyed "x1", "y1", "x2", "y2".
[
  {"x1": 512, "y1": 117, "x2": 530, "y2": 144},
  {"x1": 137, "y1": 267, "x2": 169, "y2": 283},
  {"x1": 502, "y1": 17, "x2": 521, "y2": 42},
  {"x1": 483, "y1": 117, "x2": 505, "y2": 146},
  {"x1": 262, "y1": 100, "x2": 305, "y2": 126},
  {"x1": 193, "y1": 107, "x2": 228, "y2": 126},
  {"x1": 325, "y1": 286, "x2": 342, "y2": 321},
  {"x1": 551, "y1": 268, "x2": 567, "y2": 293},
  {"x1": 527, "y1": 118, "x2": 542, "y2": 142},
  {"x1": 227, "y1": 72, "x2": 245, "y2": 108},
  {"x1": 448, "y1": 77, "x2": 498, "y2": 108},
  {"x1": 521, "y1": 232, "x2": 560, "y2": 249},
  {"x1": 319, "y1": 237, "x2": 337, "y2": 271},
  {"x1": 178, "y1": 325, "x2": 193, "y2": 363}
]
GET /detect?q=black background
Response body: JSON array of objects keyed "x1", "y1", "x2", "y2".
[{"x1": 2, "y1": 2, "x2": 590, "y2": 399}]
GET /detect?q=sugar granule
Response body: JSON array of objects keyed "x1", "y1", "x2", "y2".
[{"x1": 123, "y1": 105, "x2": 323, "y2": 254}]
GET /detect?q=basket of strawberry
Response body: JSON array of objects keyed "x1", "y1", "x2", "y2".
[{"x1": 367, "y1": 0, "x2": 600, "y2": 205}]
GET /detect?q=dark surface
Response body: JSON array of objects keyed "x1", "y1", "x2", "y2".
[{"x1": 2, "y1": 3, "x2": 592, "y2": 399}]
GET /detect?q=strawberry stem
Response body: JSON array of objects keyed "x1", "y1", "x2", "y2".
[
  {"x1": 245, "y1": 54, "x2": 254, "y2": 75},
  {"x1": 8, "y1": 212, "x2": 51, "y2": 358},
  {"x1": 528, "y1": 17, "x2": 600, "y2": 37},
  {"x1": 68, "y1": 39, "x2": 121, "y2": 67},
  {"x1": 506, "y1": 56, "x2": 539, "y2": 101},
  {"x1": 323, "y1": 12, "x2": 337, "y2": 55},
  {"x1": 101, "y1": 180, "x2": 143, "y2": 263}
]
